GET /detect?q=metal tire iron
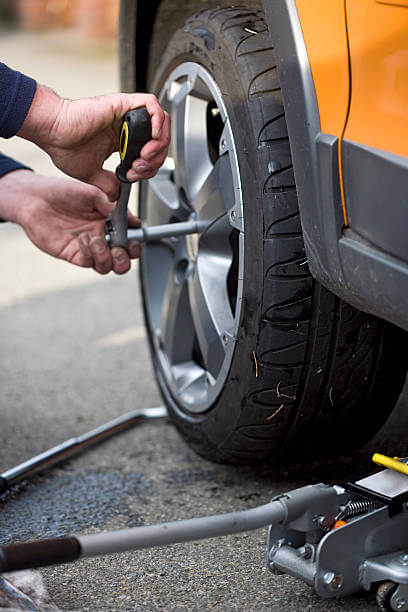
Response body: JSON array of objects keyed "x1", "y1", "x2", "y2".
[
  {"x1": 0, "y1": 407, "x2": 167, "y2": 498},
  {"x1": 105, "y1": 107, "x2": 205, "y2": 249}
]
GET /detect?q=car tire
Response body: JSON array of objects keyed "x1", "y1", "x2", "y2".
[{"x1": 139, "y1": 6, "x2": 408, "y2": 464}]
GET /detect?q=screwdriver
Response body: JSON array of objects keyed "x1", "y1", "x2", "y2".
[{"x1": 106, "y1": 108, "x2": 204, "y2": 248}]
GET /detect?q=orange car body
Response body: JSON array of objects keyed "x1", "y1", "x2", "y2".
[{"x1": 296, "y1": 0, "x2": 408, "y2": 223}]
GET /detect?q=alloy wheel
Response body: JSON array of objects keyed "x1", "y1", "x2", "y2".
[{"x1": 141, "y1": 62, "x2": 245, "y2": 414}]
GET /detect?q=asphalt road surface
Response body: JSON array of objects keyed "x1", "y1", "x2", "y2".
[{"x1": 1, "y1": 28, "x2": 408, "y2": 612}]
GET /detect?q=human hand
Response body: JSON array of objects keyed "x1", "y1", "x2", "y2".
[
  {"x1": 18, "y1": 85, "x2": 170, "y2": 200},
  {"x1": 0, "y1": 170, "x2": 141, "y2": 274}
]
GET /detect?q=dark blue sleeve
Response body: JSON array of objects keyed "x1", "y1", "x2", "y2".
[
  {"x1": 0, "y1": 153, "x2": 31, "y2": 177},
  {"x1": 0, "y1": 62, "x2": 37, "y2": 139},
  {"x1": 0, "y1": 64, "x2": 36, "y2": 221}
]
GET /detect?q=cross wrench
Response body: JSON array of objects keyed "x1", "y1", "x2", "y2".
[{"x1": 106, "y1": 108, "x2": 205, "y2": 247}]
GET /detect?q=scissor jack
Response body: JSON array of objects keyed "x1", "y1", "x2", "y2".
[{"x1": 1, "y1": 406, "x2": 408, "y2": 612}]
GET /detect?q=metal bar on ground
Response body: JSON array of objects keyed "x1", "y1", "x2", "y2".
[{"x1": 0, "y1": 406, "x2": 168, "y2": 496}]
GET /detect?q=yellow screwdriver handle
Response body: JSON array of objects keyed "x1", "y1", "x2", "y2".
[{"x1": 372, "y1": 453, "x2": 408, "y2": 476}]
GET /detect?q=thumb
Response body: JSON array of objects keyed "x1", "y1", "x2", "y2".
[{"x1": 88, "y1": 168, "x2": 120, "y2": 202}]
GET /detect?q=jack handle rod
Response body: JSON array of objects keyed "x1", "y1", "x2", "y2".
[
  {"x1": 0, "y1": 484, "x2": 340, "y2": 572},
  {"x1": 0, "y1": 406, "x2": 167, "y2": 497},
  {"x1": 0, "y1": 500, "x2": 287, "y2": 572},
  {"x1": 0, "y1": 483, "x2": 345, "y2": 573}
]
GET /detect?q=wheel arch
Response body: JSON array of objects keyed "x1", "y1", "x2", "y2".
[{"x1": 263, "y1": 1, "x2": 348, "y2": 292}]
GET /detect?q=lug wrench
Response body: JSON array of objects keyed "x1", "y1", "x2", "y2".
[
  {"x1": 107, "y1": 107, "x2": 151, "y2": 250},
  {"x1": 0, "y1": 407, "x2": 167, "y2": 498},
  {"x1": 106, "y1": 107, "x2": 206, "y2": 248}
]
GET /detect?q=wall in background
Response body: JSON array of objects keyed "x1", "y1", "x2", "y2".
[{"x1": 17, "y1": 0, "x2": 120, "y2": 39}]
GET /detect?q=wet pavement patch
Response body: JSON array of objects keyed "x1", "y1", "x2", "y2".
[{"x1": 0, "y1": 469, "x2": 151, "y2": 544}]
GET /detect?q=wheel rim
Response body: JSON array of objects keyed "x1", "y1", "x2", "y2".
[{"x1": 141, "y1": 62, "x2": 244, "y2": 414}]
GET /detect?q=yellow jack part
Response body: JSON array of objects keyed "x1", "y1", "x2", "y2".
[{"x1": 372, "y1": 453, "x2": 408, "y2": 476}]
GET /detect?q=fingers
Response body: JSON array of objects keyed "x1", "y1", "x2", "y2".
[
  {"x1": 127, "y1": 240, "x2": 141, "y2": 259},
  {"x1": 78, "y1": 233, "x2": 93, "y2": 268},
  {"x1": 142, "y1": 94, "x2": 166, "y2": 140},
  {"x1": 125, "y1": 110, "x2": 170, "y2": 182},
  {"x1": 89, "y1": 236, "x2": 113, "y2": 274},
  {"x1": 78, "y1": 232, "x2": 141, "y2": 275},
  {"x1": 112, "y1": 239, "x2": 141, "y2": 271},
  {"x1": 115, "y1": 92, "x2": 164, "y2": 140},
  {"x1": 126, "y1": 149, "x2": 168, "y2": 181},
  {"x1": 86, "y1": 184, "x2": 116, "y2": 219},
  {"x1": 110, "y1": 247, "x2": 131, "y2": 275},
  {"x1": 128, "y1": 210, "x2": 141, "y2": 228},
  {"x1": 77, "y1": 233, "x2": 112, "y2": 275},
  {"x1": 88, "y1": 169, "x2": 121, "y2": 202},
  {"x1": 90, "y1": 237, "x2": 133, "y2": 275},
  {"x1": 141, "y1": 110, "x2": 170, "y2": 160}
]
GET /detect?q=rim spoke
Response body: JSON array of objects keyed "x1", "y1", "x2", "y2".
[
  {"x1": 160, "y1": 266, "x2": 195, "y2": 364},
  {"x1": 145, "y1": 181, "x2": 177, "y2": 227},
  {"x1": 188, "y1": 253, "x2": 234, "y2": 377},
  {"x1": 172, "y1": 362, "x2": 208, "y2": 406},
  {"x1": 150, "y1": 158, "x2": 177, "y2": 205},
  {"x1": 199, "y1": 213, "x2": 233, "y2": 258},
  {"x1": 146, "y1": 156, "x2": 186, "y2": 226},
  {"x1": 143, "y1": 243, "x2": 174, "y2": 330},
  {"x1": 171, "y1": 83, "x2": 213, "y2": 203},
  {"x1": 192, "y1": 154, "x2": 234, "y2": 224}
]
